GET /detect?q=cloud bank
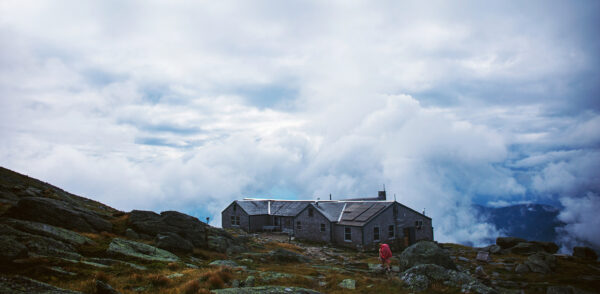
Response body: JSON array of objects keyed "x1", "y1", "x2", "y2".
[{"x1": 1, "y1": 1, "x2": 599, "y2": 248}]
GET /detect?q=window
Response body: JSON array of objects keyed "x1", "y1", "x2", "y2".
[
  {"x1": 344, "y1": 227, "x2": 352, "y2": 242},
  {"x1": 388, "y1": 225, "x2": 395, "y2": 238},
  {"x1": 285, "y1": 219, "x2": 291, "y2": 226},
  {"x1": 415, "y1": 220, "x2": 423, "y2": 230},
  {"x1": 320, "y1": 223, "x2": 326, "y2": 232},
  {"x1": 393, "y1": 205, "x2": 398, "y2": 217},
  {"x1": 233, "y1": 203, "x2": 237, "y2": 212},
  {"x1": 373, "y1": 226, "x2": 380, "y2": 241},
  {"x1": 297, "y1": 221, "x2": 302, "y2": 230},
  {"x1": 231, "y1": 216, "x2": 240, "y2": 226},
  {"x1": 308, "y1": 208, "x2": 314, "y2": 217}
]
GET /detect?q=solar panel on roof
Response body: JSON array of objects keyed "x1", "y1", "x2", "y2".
[{"x1": 355, "y1": 203, "x2": 385, "y2": 221}]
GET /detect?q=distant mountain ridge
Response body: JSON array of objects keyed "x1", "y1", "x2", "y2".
[{"x1": 474, "y1": 203, "x2": 565, "y2": 243}]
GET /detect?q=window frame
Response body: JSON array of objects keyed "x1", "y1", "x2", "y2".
[
  {"x1": 308, "y1": 207, "x2": 314, "y2": 217},
  {"x1": 388, "y1": 225, "x2": 395, "y2": 239},
  {"x1": 373, "y1": 226, "x2": 380, "y2": 242},
  {"x1": 296, "y1": 221, "x2": 302, "y2": 230},
  {"x1": 320, "y1": 223, "x2": 326, "y2": 232},
  {"x1": 344, "y1": 226, "x2": 352, "y2": 242}
]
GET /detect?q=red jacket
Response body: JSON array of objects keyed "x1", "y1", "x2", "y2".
[{"x1": 379, "y1": 244, "x2": 392, "y2": 260}]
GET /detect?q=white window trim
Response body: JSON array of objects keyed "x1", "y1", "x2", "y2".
[{"x1": 344, "y1": 227, "x2": 352, "y2": 242}]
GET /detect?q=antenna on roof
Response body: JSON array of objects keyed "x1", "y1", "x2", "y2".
[
  {"x1": 394, "y1": 194, "x2": 396, "y2": 201},
  {"x1": 423, "y1": 208, "x2": 426, "y2": 215}
]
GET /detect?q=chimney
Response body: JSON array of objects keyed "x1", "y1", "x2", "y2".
[
  {"x1": 378, "y1": 190, "x2": 387, "y2": 200},
  {"x1": 329, "y1": 193, "x2": 332, "y2": 200}
]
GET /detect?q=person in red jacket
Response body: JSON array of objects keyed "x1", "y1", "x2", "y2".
[{"x1": 379, "y1": 243, "x2": 392, "y2": 273}]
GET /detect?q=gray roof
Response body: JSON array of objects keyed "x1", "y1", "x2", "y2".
[
  {"x1": 313, "y1": 202, "x2": 346, "y2": 222},
  {"x1": 235, "y1": 200, "x2": 269, "y2": 215}
]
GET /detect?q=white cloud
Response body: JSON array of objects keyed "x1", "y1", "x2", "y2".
[{"x1": 1, "y1": 1, "x2": 599, "y2": 246}]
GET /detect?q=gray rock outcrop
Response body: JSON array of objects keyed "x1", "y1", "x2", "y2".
[
  {"x1": 573, "y1": 246, "x2": 598, "y2": 260},
  {"x1": 155, "y1": 232, "x2": 193, "y2": 253},
  {"x1": 0, "y1": 275, "x2": 83, "y2": 293},
  {"x1": 106, "y1": 238, "x2": 179, "y2": 262},
  {"x1": 398, "y1": 241, "x2": 456, "y2": 271},
  {"x1": 400, "y1": 264, "x2": 497, "y2": 294},
  {"x1": 6, "y1": 197, "x2": 111, "y2": 233},
  {"x1": 496, "y1": 237, "x2": 526, "y2": 249},
  {"x1": 211, "y1": 286, "x2": 322, "y2": 294}
]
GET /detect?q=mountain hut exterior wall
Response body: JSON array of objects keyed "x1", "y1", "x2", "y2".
[
  {"x1": 363, "y1": 205, "x2": 398, "y2": 249},
  {"x1": 332, "y1": 224, "x2": 363, "y2": 249},
  {"x1": 294, "y1": 205, "x2": 331, "y2": 243},
  {"x1": 248, "y1": 215, "x2": 269, "y2": 232},
  {"x1": 221, "y1": 203, "x2": 250, "y2": 231},
  {"x1": 395, "y1": 203, "x2": 433, "y2": 244}
]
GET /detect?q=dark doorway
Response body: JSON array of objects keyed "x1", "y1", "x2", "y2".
[{"x1": 403, "y1": 227, "x2": 416, "y2": 246}]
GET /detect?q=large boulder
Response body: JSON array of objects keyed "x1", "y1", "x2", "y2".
[
  {"x1": 496, "y1": 237, "x2": 526, "y2": 249},
  {"x1": 531, "y1": 241, "x2": 559, "y2": 254},
  {"x1": 397, "y1": 241, "x2": 456, "y2": 271},
  {"x1": 106, "y1": 238, "x2": 179, "y2": 262},
  {"x1": 573, "y1": 246, "x2": 598, "y2": 260},
  {"x1": 155, "y1": 232, "x2": 193, "y2": 253},
  {"x1": 6, "y1": 197, "x2": 111, "y2": 233},
  {"x1": 128, "y1": 210, "x2": 245, "y2": 251},
  {"x1": 400, "y1": 264, "x2": 497, "y2": 294},
  {"x1": 509, "y1": 242, "x2": 543, "y2": 255},
  {"x1": 525, "y1": 252, "x2": 556, "y2": 274}
]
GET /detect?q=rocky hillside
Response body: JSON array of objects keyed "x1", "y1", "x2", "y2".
[{"x1": 0, "y1": 166, "x2": 599, "y2": 293}]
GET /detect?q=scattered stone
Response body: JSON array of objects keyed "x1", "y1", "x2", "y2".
[
  {"x1": 95, "y1": 280, "x2": 120, "y2": 294},
  {"x1": 546, "y1": 286, "x2": 575, "y2": 294},
  {"x1": 86, "y1": 258, "x2": 147, "y2": 270},
  {"x1": 477, "y1": 251, "x2": 491, "y2": 262},
  {"x1": 186, "y1": 263, "x2": 198, "y2": 269},
  {"x1": 458, "y1": 256, "x2": 470, "y2": 262},
  {"x1": 0, "y1": 275, "x2": 82, "y2": 293},
  {"x1": 231, "y1": 279, "x2": 240, "y2": 287},
  {"x1": 475, "y1": 265, "x2": 488, "y2": 277},
  {"x1": 167, "y1": 273, "x2": 184, "y2": 279},
  {"x1": 573, "y1": 246, "x2": 598, "y2": 260},
  {"x1": 48, "y1": 266, "x2": 77, "y2": 276},
  {"x1": 106, "y1": 238, "x2": 179, "y2": 262},
  {"x1": 496, "y1": 237, "x2": 526, "y2": 249},
  {"x1": 338, "y1": 279, "x2": 356, "y2": 290},
  {"x1": 487, "y1": 244, "x2": 502, "y2": 254},
  {"x1": 260, "y1": 271, "x2": 294, "y2": 282},
  {"x1": 398, "y1": 241, "x2": 457, "y2": 271},
  {"x1": 155, "y1": 232, "x2": 193, "y2": 253},
  {"x1": 211, "y1": 286, "x2": 322, "y2": 293},
  {"x1": 210, "y1": 260, "x2": 241, "y2": 268},
  {"x1": 318, "y1": 281, "x2": 327, "y2": 287},
  {"x1": 244, "y1": 275, "x2": 255, "y2": 287}
]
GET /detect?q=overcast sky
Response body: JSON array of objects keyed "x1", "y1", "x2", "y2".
[{"x1": 1, "y1": 1, "x2": 599, "y2": 248}]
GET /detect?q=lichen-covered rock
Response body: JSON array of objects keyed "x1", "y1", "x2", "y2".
[
  {"x1": 515, "y1": 263, "x2": 530, "y2": 273},
  {"x1": 259, "y1": 271, "x2": 294, "y2": 282},
  {"x1": 244, "y1": 275, "x2": 255, "y2": 287},
  {"x1": 400, "y1": 264, "x2": 497, "y2": 294},
  {"x1": 398, "y1": 241, "x2": 456, "y2": 271},
  {"x1": 509, "y1": 242, "x2": 542, "y2": 255},
  {"x1": 211, "y1": 286, "x2": 322, "y2": 294},
  {"x1": 209, "y1": 260, "x2": 240, "y2": 268},
  {"x1": 106, "y1": 238, "x2": 179, "y2": 262},
  {"x1": 2, "y1": 218, "x2": 94, "y2": 246},
  {"x1": 124, "y1": 228, "x2": 139, "y2": 239},
  {"x1": 338, "y1": 279, "x2": 356, "y2": 290},
  {"x1": 496, "y1": 237, "x2": 526, "y2": 249},
  {"x1": 0, "y1": 275, "x2": 83, "y2": 293},
  {"x1": 525, "y1": 252, "x2": 556, "y2": 274}
]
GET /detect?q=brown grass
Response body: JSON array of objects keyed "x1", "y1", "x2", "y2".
[
  {"x1": 167, "y1": 262, "x2": 181, "y2": 270},
  {"x1": 110, "y1": 214, "x2": 130, "y2": 235},
  {"x1": 198, "y1": 267, "x2": 232, "y2": 289},
  {"x1": 264, "y1": 241, "x2": 304, "y2": 253},
  {"x1": 181, "y1": 279, "x2": 201, "y2": 294},
  {"x1": 94, "y1": 271, "x2": 109, "y2": 282},
  {"x1": 148, "y1": 274, "x2": 171, "y2": 287},
  {"x1": 193, "y1": 248, "x2": 226, "y2": 260}
]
